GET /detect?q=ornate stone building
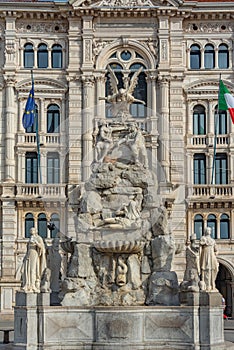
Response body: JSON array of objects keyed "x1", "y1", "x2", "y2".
[{"x1": 0, "y1": 0, "x2": 234, "y2": 317}]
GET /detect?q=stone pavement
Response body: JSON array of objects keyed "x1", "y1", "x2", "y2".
[{"x1": 0, "y1": 314, "x2": 234, "y2": 349}]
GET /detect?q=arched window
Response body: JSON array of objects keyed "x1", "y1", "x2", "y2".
[
  {"x1": 215, "y1": 105, "x2": 227, "y2": 135},
  {"x1": 193, "y1": 105, "x2": 206, "y2": 135},
  {"x1": 207, "y1": 214, "x2": 217, "y2": 239},
  {"x1": 194, "y1": 214, "x2": 203, "y2": 239},
  {"x1": 50, "y1": 213, "x2": 60, "y2": 238},
  {"x1": 190, "y1": 44, "x2": 201, "y2": 69},
  {"x1": 129, "y1": 63, "x2": 147, "y2": 118},
  {"x1": 52, "y1": 44, "x2": 63, "y2": 68},
  {"x1": 47, "y1": 104, "x2": 60, "y2": 133},
  {"x1": 47, "y1": 152, "x2": 60, "y2": 184},
  {"x1": 25, "y1": 152, "x2": 38, "y2": 183},
  {"x1": 25, "y1": 213, "x2": 34, "y2": 238},
  {"x1": 215, "y1": 153, "x2": 227, "y2": 184},
  {"x1": 218, "y1": 44, "x2": 229, "y2": 69},
  {"x1": 220, "y1": 214, "x2": 230, "y2": 239},
  {"x1": 26, "y1": 104, "x2": 38, "y2": 133},
  {"x1": 38, "y1": 213, "x2": 47, "y2": 239},
  {"x1": 24, "y1": 43, "x2": 34, "y2": 68},
  {"x1": 38, "y1": 44, "x2": 48, "y2": 68},
  {"x1": 204, "y1": 44, "x2": 215, "y2": 69},
  {"x1": 194, "y1": 153, "x2": 206, "y2": 184}
]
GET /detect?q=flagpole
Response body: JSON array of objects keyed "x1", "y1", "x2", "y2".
[
  {"x1": 210, "y1": 74, "x2": 221, "y2": 189},
  {"x1": 32, "y1": 70, "x2": 42, "y2": 187}
]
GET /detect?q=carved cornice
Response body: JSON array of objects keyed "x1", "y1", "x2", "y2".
[{"x1": 185, "y1": 13, "x2": 233, "y2": 22}]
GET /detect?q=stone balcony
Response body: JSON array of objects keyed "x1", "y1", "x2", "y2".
[
  {"x1": 17, "y1": 133, "x2": 61, "y2": 146},
  {"x1": 190, "y1": 184, "x2": 233, "y2": 198},
  {"x1": 187, "y1": 134, "x2": 230, "y2": 147},
  {"x1": 16, "y1": 184, "x2": 66, "y2": 198}
]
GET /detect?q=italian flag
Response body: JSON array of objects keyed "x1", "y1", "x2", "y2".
[{"x1": 218, "y1": 80, "x2": 234, "y2": 124}]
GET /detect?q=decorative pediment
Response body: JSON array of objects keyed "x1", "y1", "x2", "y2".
[
  {"x1": 184, "y1": 80, "x2": 234, "y2": 96},
  {"x1": 70, "y1": 0, "x2": 183, "y2": 9},
  {"x1": 16, "y1": 78, "x2": 67, "y2": 94}
]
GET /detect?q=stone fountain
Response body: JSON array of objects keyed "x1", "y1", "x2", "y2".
[{"x1": 13, "y1": 67, "x2": 225, "y2": 350}]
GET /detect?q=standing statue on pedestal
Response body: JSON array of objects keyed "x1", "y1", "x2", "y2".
[
  {"x1": 199, "y1": 227, "x2": 219, "y2": 292},
  {"x1": 21, "y1": 227, "x2": 47, "y2": 293},
  {"x1": 101, "y1": 65, "x2": 145, "y2": 121},
  {"x1": 47, "y1": 237, "x2": 62, "y2": 293},
  {"x1": 180, "y1": 234, "x2": 200, "y2": 292}
]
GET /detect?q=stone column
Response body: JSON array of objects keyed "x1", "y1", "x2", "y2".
[
  {"x1": 158, "y1": 76, "x2": 170, "y2": 183},
  {"x1": 82, "y1": 77, "x2": 95, "y2": 181},
  {"x1": 17, "y1": 151, "x2": 24, "y2": 183},
  {"x1": 95, "y1": 73, "x2": 106, "y2": 120},
  {"x1": 146, "y1": 72, "x2": 158, "y2": 172},
  {"x1": 187, "y1": 101, "x2": 193, "y2": 135},
  {"x1": 214, "y1": 48, "x2": 219, "y2": 69},
  {"x1": 40, "y1": 150, "x2": 46, "y2": 185},
  {"x1": 40, "y1": 98, "x2": 45, "y2": 133},
  {"x1": 186, "y1": 151, "x2": 193, "y2": 196},
  {"x1": 4, "y1": 77, "x2": 16, "y2": 182},
  {"x1": 200, "y1": 48, "x2": 204, "y2": 69},
  {"x1": 208, "y1": 99, "x2": 214, "y2": 135},
  {"x1": 208, "y1": 153, "x2": 213, "y2": 186}
]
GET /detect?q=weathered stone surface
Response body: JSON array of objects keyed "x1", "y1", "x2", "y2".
[
  {"x1": 146, "y1": 271, "x2": 180, "y2": 306},
  {"x1": 151, "y1": 235, "x2": 175, "y2": 272},
  {"x1": 80, "y1": 190, "x2": 102, "y2": 214},
  {"x1": 14, "y1": 304, "x2": 225, "y2": 349}
]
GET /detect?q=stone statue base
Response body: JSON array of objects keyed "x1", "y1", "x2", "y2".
[
  {"x1": 13, "y1": 291, "x2": 226, "y2": 350},
  {"x1": 146, "y1": 271, "x2": 180, "y2": 306}
]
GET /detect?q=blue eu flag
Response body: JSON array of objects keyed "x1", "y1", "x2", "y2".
[{"x1": 22, "y1": 83, "x2": 35, "y2": 129}]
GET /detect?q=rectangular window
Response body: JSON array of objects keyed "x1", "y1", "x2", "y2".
[
  {"x1": 216, "y1": 111, "x2": 227, "y2": 135},
  {"x1": 194, "y1": 154, "x2": 206, "y2": 184},
  {"x1": 215, "y1": 153, "x2": 227, "y2": 184},
  {"x1": 193, "y1": 113, "x2": 205, "y2": 135},
  {"x1": 47, "y1": 153, "x2": 60, "y2": 184},
  {"x1": 26, "y1": 152, "x2": 38, "y2": 183}
]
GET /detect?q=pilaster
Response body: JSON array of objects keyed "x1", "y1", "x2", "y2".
[{"x1": 4, "y1": 76, "x2": 16, "y2": 182}]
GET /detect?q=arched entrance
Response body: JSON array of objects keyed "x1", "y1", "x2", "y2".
[{"x1": 216, "y1": 259, "x2": 234, "y2": 318}]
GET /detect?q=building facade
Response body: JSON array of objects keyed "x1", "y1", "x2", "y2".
[{"x1": 0, "y1": 0, "x2": 234, "y2": 317}]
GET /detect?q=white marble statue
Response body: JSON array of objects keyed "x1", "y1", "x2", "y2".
[
  {"x1": 199, "y1": 227, "x2": 219, "y2": 292},
  {"x1": 96, "y1": 123, "x2": 113, "y2": 162},
  {"x1": 180, "y1": 234, "x2": 200, "y2": 292},
  {"x1": 21, "y1": 227, "x2": 47, "y2": 293},
  {"x1": 101, "y1": 66, "x2": 145, "y2": 120},
  {"x1": 119, "y1": 124, "x2": 148, "y2": 168}
]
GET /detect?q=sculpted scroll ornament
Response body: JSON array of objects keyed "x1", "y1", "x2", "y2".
[
  {"x1": 72, "y1": 0, "x2": 183, "y2": 7},
  {"x1": 90, "y1": 0, "x2": 154, "y2": 6}
]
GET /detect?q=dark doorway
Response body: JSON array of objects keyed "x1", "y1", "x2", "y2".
[{"x1": 216, "y1": 263, "x2": 232, "y2": 317}]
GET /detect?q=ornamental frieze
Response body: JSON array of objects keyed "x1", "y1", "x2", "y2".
[
  {"x1": 70, "y1": 0, "x2": 183, "y2": 8},
  {"x1": 16, "y1": 22, "x2": 68, "y2": 33},
  {"x1": 185, "y1": 22, "x2": 233, "y2": 33}
]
